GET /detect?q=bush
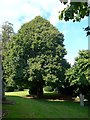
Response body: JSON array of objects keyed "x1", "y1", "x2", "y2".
[
  {"x1": 58, "y1": 85, "x2": 77, "y2": 96},
  {"x1": 5, "y1": 86, "x2": 14, "y2": 92},
  {"x1": 29, "y1": 86, "x2": 37, "y2": 95},
  {"x1": 44, "y1": 86, "x2": 53, "y2": 92},
  {"x1": 18, "y1": 86, "x2": 24, "y2": 91}
]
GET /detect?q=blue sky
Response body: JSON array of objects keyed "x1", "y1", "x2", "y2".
[
  {"x1": 58, "y1": 18, "x2": 88, "y2": 65},
  {"x1": 0, "y1": 0, "x2": 88, "y2": 65}
]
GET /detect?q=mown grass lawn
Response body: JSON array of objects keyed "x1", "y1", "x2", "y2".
[{"x1": 3, "y1": 90, "x2": 89, "y2": 118}]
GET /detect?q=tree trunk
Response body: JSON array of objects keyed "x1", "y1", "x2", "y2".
[
  {"x1": 0, "y1": 55, "x2": 6, "y2": 102},
  {"x1": 37, "y1": 86, "x2": 43, "y2": 98},
  {"x1": 37, "y1": 81, "x2": 43, "y2": 98},
  {"x1": 2, "y1": 80, "x2": 6, "y2": 101}
]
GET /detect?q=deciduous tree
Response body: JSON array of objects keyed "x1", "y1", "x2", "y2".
[
  {"x1": 3, "y1": 16, "x2": 69, "y2": 97},
  {"x1": 65, "y1": 50, "x2": 90, "y2": 98},
  {"x1": 1, "y1": 21, "x2": 14, "y2": 100}
]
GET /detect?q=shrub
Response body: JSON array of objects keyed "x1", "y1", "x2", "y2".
[
  {"x1": 5, "y1": 86, "x2": 14, "y2": 92},
  {"x1": 17, "y1": 86, "x2": 24, "y2": 91},
  {"x1": 44, "y1": 86, "x2": 53, "y2": 92},
  {"x1": 29, "y1": 86, "x2": 37, "y2": 95}
]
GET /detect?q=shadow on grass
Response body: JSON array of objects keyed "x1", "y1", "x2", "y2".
[
  {"x1": 25, "y1": 93, "x2": 89, "y2": 106},
  {"x1": 3, "y1": 94, "x2": 89, "y2": 107},
  {"x1": 2, "y1": 95, "x2": 89, "y2": 119}
]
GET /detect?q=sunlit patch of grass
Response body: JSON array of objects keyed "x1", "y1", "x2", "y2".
[{"x1": 5, "y1": 89, "x2": 29, "y2": 97}]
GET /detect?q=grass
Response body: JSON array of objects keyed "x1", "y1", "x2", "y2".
[{"x1": 3, "y1": 90, "x2": 89, "y2": 118}]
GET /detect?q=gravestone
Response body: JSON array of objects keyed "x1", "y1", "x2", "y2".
[{"x1": 79, "y1": 93, "x2": 84, "y2": 106}]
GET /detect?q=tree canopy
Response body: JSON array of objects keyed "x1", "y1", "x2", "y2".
[
  {"x1": 1, "y1": 21, "x2": 14, "y2": 100},
  {"x1": 3, "y1": 16, "x2": 70, "y2": 97},
  {"x1": 59, "y1": 1, "x2": 90, "y2": 35},
  {"x1": 65, "y1": 50, "x2": 90, "y2": 97},
  {"x1": 2, "y1": 21, "x2": 14, "y2": 49},
  {"x1": 59, "y1": 1, "x2": 89, "y2": 21}
]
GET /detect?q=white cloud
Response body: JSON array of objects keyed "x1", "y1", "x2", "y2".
[
  {"x1": 0, "y1": 0, "x2": 66, "y2": 32},
  {"x1": 49, "y1": 7, "x2": 61, "y2": 26},
  {"x1": 1, "y1": 0, "x2": 76, "y2": 64},
  {"x1": 0, "y1": 0, "x2": 26, "y2": 32},
  {"x1": 64, "y1": 55, "x2": 75, "y2": 66},
  {"x1": 48, "y1": 3, "x2": 66, "y2": 26},
  {"x1": 21, "y1": 2, "x2": 41, "y2": 18}
]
